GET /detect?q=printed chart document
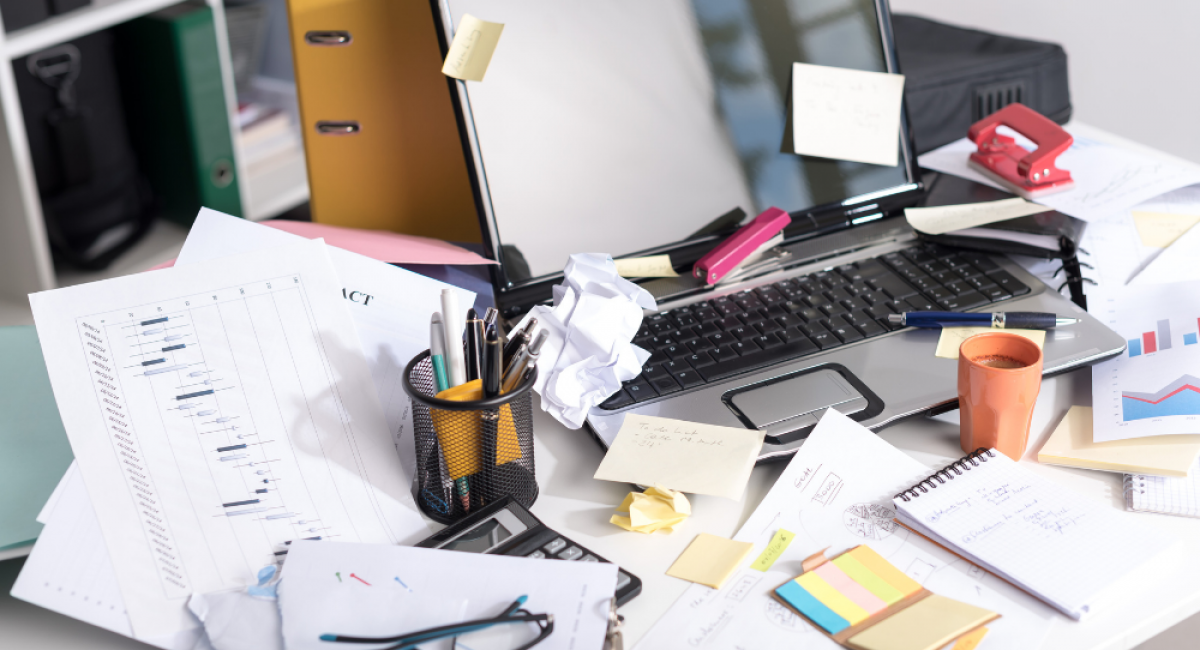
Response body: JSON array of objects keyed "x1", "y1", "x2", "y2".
[
  {"x1": 1090, "y1": 280, "x2": 1200, "y2": 441},
  {"x1": 919, "y1": 129, "x2": 1200, "y2": 221},
  {"x1": 635, "y1": 410, "x2": 1056, "y2": 650},
  {"x1": 29, "y1": 239, "x2": 428, "y2": 639},
  {"x1": 281, "y1": 541, "x2": 617, "y2": 650}
]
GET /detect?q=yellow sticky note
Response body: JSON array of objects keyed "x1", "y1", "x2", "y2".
[
  {"x1": 832, "y1": 554, "x2": 905, "y2": 605},
  {"x1": 796, "y1": 572, "x2": 869, "y2": 625},
  {"x1": 666, "y1": 533, "x2": 755, "y2": 589},
  {"x1": 750, "y1": 529, "x2": 794, "y2": 572},
  {"x1": 1037, "y1": 405, "x2": 1200, "y2": 476},
  {"x1": 845, "y1": 546, "x2": 922, "y2": 597},
  {"x1": 1131, "y1": 210, "x2": 1200, "y2": 248},
  {"x1": 441, "y1": 14, "x2": 504, "y2": 82},
  {"x1": 934, "y1": 327, "x2": 1045, "y2": 360},
  {"x1": 846, "y1": 594, "x2": 996, "y2": 650},
  {"x1": 951, "y1": 626, "x2": 989, "y2": 650},
  {"x1": 614, "y1": 255, "x2": 679, "y2": 278}
]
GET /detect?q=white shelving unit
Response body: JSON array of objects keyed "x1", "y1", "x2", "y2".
[{"x1": 0, "y1": 0, "x2": 309, "y2": 301}]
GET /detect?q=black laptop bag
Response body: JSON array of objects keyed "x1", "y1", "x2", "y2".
[
  {"x1": 14, "y1": 30, "x2": 154, "y2": 270},
  {"x1": 893, "y1": 14, "x2": 1072, "y2": 155}
]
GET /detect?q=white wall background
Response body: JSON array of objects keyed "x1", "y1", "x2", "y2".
[{"x1": 889, "y1": 0, "x2": 1200, "y2": 164}]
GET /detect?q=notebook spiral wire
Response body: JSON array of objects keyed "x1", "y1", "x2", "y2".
[
  {"x1": 894, "y1": 448, "x2": 996, "y2": 502},
  {"x1": 1121, "y1": 475, "x2": 1146, "y2": 502}
]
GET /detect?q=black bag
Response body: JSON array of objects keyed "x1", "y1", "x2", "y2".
[
  {"x1": 893, "y1": 14, "x2": 1072, "y2": 155},
  {"x1": 14, "y1": 29, "x2": 154, "y2": 270}
]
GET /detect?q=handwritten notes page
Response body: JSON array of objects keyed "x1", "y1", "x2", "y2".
[
  {"x1": 905, "y1": 198, "x2": 1053, "y2": 235},
  {"x1": 593, "y1": 415, "x2": 764, "y2": 500},
  {"x1": 893, "y1": 451, "x2": 1179, "y2": 619},
  {"x1": 785, "y1": 62, "x2": 905, "y2": 167},
  {"x1": 633, "y1": 409, "x2": 1057, "y2": 650}
]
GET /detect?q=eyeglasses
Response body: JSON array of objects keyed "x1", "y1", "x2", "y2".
[{"x1": 320, "y1": 595, "x2": 554, "y2": 650}]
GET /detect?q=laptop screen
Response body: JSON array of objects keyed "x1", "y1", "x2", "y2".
[{"x1": 439, "y1": 0, "x2": 914, "y2": 286}]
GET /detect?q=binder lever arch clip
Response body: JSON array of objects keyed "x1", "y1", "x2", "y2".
[{"x1": 968, "y1": 102, "x2": 1074, "y2": 200}]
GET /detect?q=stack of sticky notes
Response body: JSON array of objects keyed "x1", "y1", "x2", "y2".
[{"x1": 774, "y1": 545, "x2": 997, "y2": 650}]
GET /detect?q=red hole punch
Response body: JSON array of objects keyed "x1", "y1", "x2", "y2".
[{"x1": 968, "y1": 102, "x2": 1075, "y2": 199}]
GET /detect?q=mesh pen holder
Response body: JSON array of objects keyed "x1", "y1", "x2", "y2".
[{"x1": 403, "y1": 350, "x2": 539, "y2": 524}]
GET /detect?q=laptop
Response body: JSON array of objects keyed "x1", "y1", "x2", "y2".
[{"x1": 430, "y1": 0, "x2": 1125, "y2": 462}]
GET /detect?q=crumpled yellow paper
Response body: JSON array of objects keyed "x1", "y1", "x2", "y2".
[{"x1": 611, "y1": 484, "x2": 691, "y2": 534}]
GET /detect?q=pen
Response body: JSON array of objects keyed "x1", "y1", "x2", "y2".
[
  {"x1": 503, "y1": 318, "x2": 537, "y2": 366},
  {"x1": 430, "y1": 314, "x2": 450, "y2": 392},
  {"x1": 465, "y1": 308, "x2": 483, "y2": 382},
  {"x1": 482, "y1": 325, "x2": 502, "y2": 399},
  {"x1": 483, "y1": 307, "x2": 499, "y2": 331},
  {"x1": 888, "y1": 311, "x2": 1078, "y2": 330},
  {"x1": 440, "y1": 289, "x2": 466, "y2": 386},
  {"x1": 501, "y1": 329, "x2": 547, "y2": 394}
]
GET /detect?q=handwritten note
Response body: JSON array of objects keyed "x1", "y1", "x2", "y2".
[
  {"x1": 750, "y1": 529, "x2": 794, "y2": 571},
  {"x1": 593, "y1": 414, "x2": 765, "y2": 500},
  {"x1": 905, "y1": 198, "x2": 1053, "y2": 235},
  {"x1": 935, "y1": 327, "x2": 1045, "y2": 359},
  {"x1": 614, "y1": 254, "x2": 679, "y2": 278},
  {"x1": 1131, "y1": 210, "x2": 1200, "y2": 248},
  {"x1": 441, "y1": 14, "x2": 504, "y2": 82},
  {"x1": 783, "y1": 62, "x2": 905, "y2": 167}
]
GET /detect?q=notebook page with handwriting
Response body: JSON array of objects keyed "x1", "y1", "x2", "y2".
[
  {"x1": 1126, "y1": 458, "x2": 1200, "y2": 517},
  {"x1": 894, "y1": 450, "x2": 1178, "y2": 619}
]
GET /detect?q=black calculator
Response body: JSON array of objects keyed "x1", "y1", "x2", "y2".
[{"x1": 416, "y1": 496, "x2": 642, "y2": 606}]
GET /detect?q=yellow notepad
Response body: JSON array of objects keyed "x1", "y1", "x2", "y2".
[
  {"x1": 846, "y1": 595, "x2": 996, "y2": 650},
  {"x1": 1038, "y1": 405, "x2": 1200, "y2": 477}
]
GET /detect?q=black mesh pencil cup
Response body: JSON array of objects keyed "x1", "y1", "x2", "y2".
[{"x1": 403, "y1": 350, "x2": 539, "y2": 524}]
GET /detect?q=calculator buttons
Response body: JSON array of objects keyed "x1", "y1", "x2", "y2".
[
  {"x1": 580, "y1": 554, "x2": 599, "y2": 562},
  {"x1": 527, "y1": 550, "x2": 546, "y2": 559},
  {"x1": 558, "y1": 546, "x2": 583, "y2": 561},
  {"x1": 616, "y1": 572, "x2": 631, "y2": 590},
  {"x1": 543, "y1": 538, "x2": 567, "y2": 554}
]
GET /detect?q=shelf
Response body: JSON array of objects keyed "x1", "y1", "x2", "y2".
[{"x1": 3, "y1": 0, "x2": 184, "y2": 59}]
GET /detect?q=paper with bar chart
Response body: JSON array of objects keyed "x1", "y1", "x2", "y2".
[
  {"x1": 29, "y1": 240, "x2": 428, "y2": 639},
  {"x1": 1092, "y1": 280, "x2": 1200, "y2": 442}
]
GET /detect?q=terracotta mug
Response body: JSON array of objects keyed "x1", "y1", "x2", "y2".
[{"x1": 958, "y1": 332, "x2": 1043, "y2": 460}]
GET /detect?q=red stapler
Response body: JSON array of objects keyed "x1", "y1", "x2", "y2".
[
  {"x1": 693, "y1": 207, "x2": 791, "y2": 286},
  {"x1": 968, "y1": 103, "x2": 1074, "y2": 199}
]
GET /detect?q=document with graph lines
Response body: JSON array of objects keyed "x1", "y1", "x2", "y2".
[{"x1": 29, "y1": 239, "x2": 427, "y2": 639}]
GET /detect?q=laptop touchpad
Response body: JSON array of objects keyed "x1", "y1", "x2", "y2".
[{"x1": 725, "y1": 368, "x2": 869, "y2": 441}]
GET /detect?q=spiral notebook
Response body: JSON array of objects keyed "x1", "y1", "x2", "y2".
[
  {"x1": 1125, "y1": 457, "x2": 1200, "y2": 517},
  {"x1": 892, "y1": 449, "x2": 1179, "y2": 619}
]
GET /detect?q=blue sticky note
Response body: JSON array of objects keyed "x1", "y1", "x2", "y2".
[{"x1": 776, "y1": 579, "x2": 850, "y2": 634}]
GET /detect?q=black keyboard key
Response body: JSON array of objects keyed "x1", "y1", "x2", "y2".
[
  {"x1": 599, "y1": 389, "x2": 634, "y2": 410},
  {"x1": 684, "y1": 352, "x2": 714, "y2": 369},
  {"x1": 846, "y1": 282, "x2": 873, "y2": 296},
  {"x1": 775, "y1": 314, "x2": 802, "y2": 329},
  {"x1": 903, "y1": 296, "x2": 938, "y2": 311},
  {"x1": 964, "y1": 254, "x2": 1001, "y2": 273},
  {"x1": 687, "y1": 336, "x2": 715, "y2": 352},
  {"x1": 816, "y1": 271, "x2": 849, "y2": 288},
  {"x1": 902, "y1": 246, "x2": 935, "y2": 264},
  {"x1": 782, "y1": 300, "x2": 807, "y2": 315},
  {"x1": 796, "y1": 307, "x2": 823, "y2": 322},
  {"x1": 798, "y1": 320, "x2": 828, "y2": 338},
  {"x1": 649, "y1": 335, "x2": 677, "y2": 350},
  {"x1": 734, "y1": 297, "x2": 766, "y2": 313},
  {"x1": 634, "y1": 335, "x2": 653, "y2": 349},
  {"x1": 855, "y1": 317, "x2": 887, "y2": 338},
  {"x1": 779, "y1": 328, "x2": 819, "y2": 352},
  {"x1": 636, "y1": 325, "x2": 651, "y2": 338},
  {"x1": 642, "y1": 363, "x2": 668, "y2": 379},
  {"x1": 673, "y1": 368, "x2": 705, "y2": 389},
  {"x1": 697, "y1": 336, "x2": 823, "y2": 381},
  {"x1": 944, "y1": 280, "x2": 971, "y2": 295},
  {"x1": 730, "y1": 340, "x2": 758, "y2": 355},
  {"x1": 981, "y1": 285, "x2": 1012, "y2": 301},
  {"x1": 649, "y1": 320, "x2": 674, "y2": 334},
  {"x1": 910, "y1": 275, "x2": 941, "y2": 291},
  {"x1": 954, "y1": 264, "x2": 983, "y2": 279},
  {"x1": 869, "y1": 276, "x2": 918, "y2": 300},
  {"x1": 829, "y1": 324, "x2": 864, "y2": 344},
  {"x1": 753, "y1": 333, "x2": 783, "y2": 350},
  {"x1": 825, "y1": 286, "x2": 855, "y2": 303},
  {"x1": 710, "y1": 345, "x2": 739, "y2": 362},
  {"x1": 938, "y1": 290, "x2": 989, "y2": 310},
  {"x1": 862, "y1": 289, "x2": 891, "y2": 306},
  {"x1": 926, "y1": 286, "x2": 954, "y2": 301},
  {"x1": 693, "y1": 307, "x2": 721, "y2": 322},
  {"x1": 692, "y1": 320, "x2": 721, "y2": 337},
  {"x1": 718, "y1": 315, "x2": 742, "y2": 330},
  {"x1": 728, "y1": 325, "x2": 757, "y2": 341},
  {"x1": 707, "y1": 332, "x2": 733, "y2": 347},
  {"x1": 841, "y1": 296, "x2": 870, "y2": 313},
  {"x1": 854, "y1": 259, "x2": 892, "y2": 279},
  {"x1": 867, "y1": 302, "x2": 896, "y2": 321},
  {"x1": 809, "y1": 330, "x2": 840, "y2": 350},
  {"x1": 837, "y1": 264, "x2": 866, "y2": 282},
  {"x1": 919, "y1": 261, "x2": 949, "y2": 275},
  {"x1": 930, "y1": 269, "x2": 959, "y2": 284},
  {"x1": 987, "y1": 271, "x2": 1031, "y2": 296},
  {"x1": 822, "y1": 301, "x2": 849, "y2": 318},
  {"x1": 625, "y1": 378, "x2": 657, "y2": 402},
  {"x1": 649, "y1": 375, "x2": 682, "y2": 396},
  {"x1": 941, "y1": 254, "x2": 972, "y2": 269},
  {"x1": 662, "y1": 344, "x2": 689, "y2": 360},
  {"x1": 762, "y1": 304, "x2": 788, "y2": 319},
  {"x1": 755, "y1": 319, "x2": 783, "y2": 334},
  {"x1": 712, "y1": 299, "x2": 740, "y2": 316},
  {"x1": 755, "y1": 287, "x2": 785, "y2": 304},
  {"x1": 673, "y1": 314, "x2": 698, "y2": 328},
  {"x1": 805, "y1": 294, "x2": 833, "y2": 310}
]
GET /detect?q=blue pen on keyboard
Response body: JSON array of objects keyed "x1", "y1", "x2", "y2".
[{"x1": 888, "y1": 311, "x2": 1078, "y2": 330}]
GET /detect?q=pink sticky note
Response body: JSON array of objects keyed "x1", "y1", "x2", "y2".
[{"x1": 813, "y1": 562, "x2": 888, "y2": 615}]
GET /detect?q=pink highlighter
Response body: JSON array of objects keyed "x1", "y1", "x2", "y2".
[{"x1": 692, "y1": 207, "x2": 792, "y2": 286}]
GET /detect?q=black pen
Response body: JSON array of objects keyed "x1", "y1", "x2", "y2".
[
  {"x1": 503, "y1": 318, "x2": 537, "y2": 367},
  {"x1": 887, "y1": 311, "x2": 1078, "y2": 330},
  {"x1": 465, "y1": 308, "x2": 483, "y2": 382},
  {"x1": 482, "y1": 325, "x2": 502, "y2": 398},
  {"x1": 501, "y1": 330, "x2": 547, "y2": 393}
]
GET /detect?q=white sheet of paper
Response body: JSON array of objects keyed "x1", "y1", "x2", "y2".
[
  {"x1": 905, "y1": 198, "x2": 1053, "y2": 235},
  {"x1": 1090, "y1": 279, "x2": 1200, "y2": 442},
  {"x1": 786, "y1": 62, "x2": 905, "y2": 167},
  {"x1": 29, "y1": 239, "x2": 428, "y2": 638},
  {"x1": 634, "y1": 409, "x2": 1056, "y2": 650},
  {"x1": 918, "y1": 129, "x2": 1200, "y2": 221},
  {"x1": 593, "y1": 415, "x2": 764, "y2": 500},
  {"x1": 280, "y1": 541, "x2": 617, "y2": 650},
  {"x1": 175, "y1": 209, "x2": 474, "y2": 486}
]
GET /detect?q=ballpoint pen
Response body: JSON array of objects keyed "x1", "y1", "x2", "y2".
[
  {"x1": 483, "y1": 325, "x2": 502, "y2": 399},
  {"x1": 888, "y1": 311, "x2": 1078, "y2": 330},
  {"x1": 500, "y1": 343, "x2": 528, "y2": 394},
  {"x1": 501, "y1": 330, "x2": 547, "y2": 394},
  {"x1": 465, "y1": 308, "x2": 484, "y2": 382},
  {"x1": 430, "y1": 314, "x2": 450, "y2": 393},
  {"x1": 441, "y1": 289, "x2": 466, "y2": 386},
  {"x1": 503, "y1": 318, "x2": 537, "y2": 366},
  {"x1": 483, "y1": 307, "x2": 499, "y2": 331}
]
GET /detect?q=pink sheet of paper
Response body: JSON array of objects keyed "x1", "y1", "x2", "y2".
[{"x1": 146, "y1": 219, "x2": 495, "y2": 271}]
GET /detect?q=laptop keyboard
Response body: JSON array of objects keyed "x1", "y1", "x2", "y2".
[{"x1": 598, "y1": 244, "x2": 1031, "y2": 410}]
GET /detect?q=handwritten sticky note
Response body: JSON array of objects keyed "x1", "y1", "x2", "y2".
[
  {"x1": 1131, "y1": 210, "x2": 1200, "y2": 248},
  {"x1": 750, "y1": 529, "x2": 794, "y2": 571},
  {"x1": 783, "y1": 62, "x2": 905, "y2": 167},
  {"x1": 441, "y1": 14, "x2": 504, "y2": 82},
  {"x1": 905, "y1": 198, "x2": 1053, "y2": 235},
  {"x1": 593, "y1": 414, "x2": 765, "y2": 500},
  {"x1": 611, "y1": 484, "x2": 691, "y2": 534},
  {"x1": 614, "y1": 255, "x2": 679, "y2": 278},
  {"x1": 666, "y1": 533, "x2": 755, "y2": 589},
  {"x1": 934, "y1": 327, "x2": 1044, "y2": 360}
]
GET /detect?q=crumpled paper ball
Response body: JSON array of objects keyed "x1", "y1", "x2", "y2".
[{"x1": 611, "y1": 484, "x2": 691, "y2": 534}]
